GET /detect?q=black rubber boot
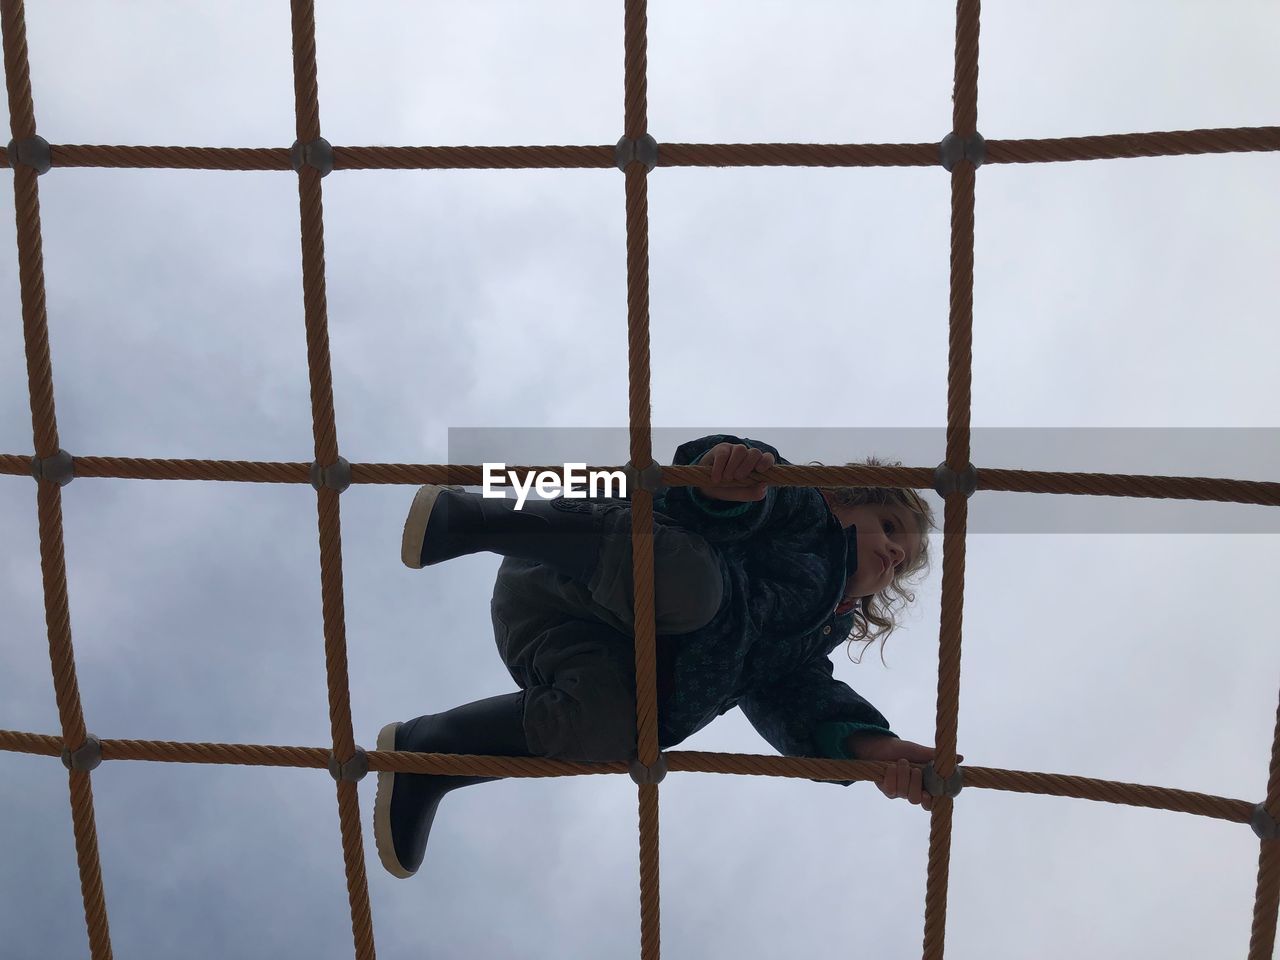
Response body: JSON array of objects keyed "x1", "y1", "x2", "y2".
[
  {"x1": 401, "y1": 484, "x2": 601, "y2": 581},
  {"x1": 373, "y1": 691, "x2": 534, "y2": 879}
]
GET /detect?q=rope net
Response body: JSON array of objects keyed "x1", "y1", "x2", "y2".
[{"x1": 1, "y1": 1, "x2": 1278, "y2": 957}]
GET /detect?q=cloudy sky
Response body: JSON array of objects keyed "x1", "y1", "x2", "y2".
[{"x1": 2, "y1": 1, "x2": 1279, "y2": 958}]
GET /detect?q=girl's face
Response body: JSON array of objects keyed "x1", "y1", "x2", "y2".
[{"x1": 822, "y1": 496, "x2": 920, "y2": 600}]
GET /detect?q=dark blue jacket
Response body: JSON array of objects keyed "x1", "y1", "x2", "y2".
[{"x1": 648, "y1": 434, "x2": 898, "y2": 786}]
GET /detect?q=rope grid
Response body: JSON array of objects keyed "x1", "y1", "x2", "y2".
[{"x1": 1, "y1": 0, "x2": 1277, "y2": 957}]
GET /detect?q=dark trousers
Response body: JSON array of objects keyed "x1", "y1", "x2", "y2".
[{"x1": 488, "y1": 503, "x2": 723, "y2": 761}]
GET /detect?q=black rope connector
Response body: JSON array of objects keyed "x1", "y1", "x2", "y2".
[
  {"x1": 329, "y1": 747, "x2": 369, "y2": 783},
  {"x1": 923, "y1": 760, "x2": 964, "y2": 799},
  {"x1": 623, "y1": 459, "x2": 667, "y2": 496},
  {"x1": 629, "y1": 754, "x2": 668, "y2": 785},
  {"x1": 31, "y1": 449, "x2": 75, "y2": 487},
  {"x1": 938, "y1": 132, "x2": 986, "y2": 172},
  {"x1": 1251, "y1": 803, "x2": 1278, "y2": 841},
  {"x1": 614, "y1": 134, "x2": 659, "y2": 173},
  {"x1": 933, "y1": 462, "x2": 977, "y2": 500},
  {"x1": 310, "y1": 457, "x2": 352, "y2": 493},
  {"x1": 61, "y1": 734, "x2": 102, "y2": 773},
  {"x1": 291, "y1": 137, "x2": 334, "y2": 178},
  {"x1": 7, "y1": 135, "x2": 52, "y2": 175}
]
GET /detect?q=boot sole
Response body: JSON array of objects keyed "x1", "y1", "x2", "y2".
[
  {"x1": 401, "y1": 485, "x2": 463, "y2": 570},
  {"x1": 373, "y1": 721, "x2": 414, "y2": 879}
]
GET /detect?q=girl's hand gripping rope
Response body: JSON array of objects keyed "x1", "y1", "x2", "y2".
[
  {"x1": 697, "y1": 442, "x2": 777, "y2": 502},
  {"x1": 849, "y1": 734, "x2": 965, "y2": 812}
]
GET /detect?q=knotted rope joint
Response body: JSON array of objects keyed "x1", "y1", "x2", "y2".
[
  {"x1": 61, "y1": 734, "x2": 102, "y2": 773},
  {"x1": 939, "y1": 131, "x2": 986, "y2": 171},
  {"x1": 623, "y1": 459, "x2": 667, "y2": 495},
  {"x1": 310, "y1": 457, "x2": 352, "y2": 493},
  {"x1": 1251, "y1": 803, "x2": 1278, "y2": 841},
  {"x1": 31, "y1": 449, "x2": 75, "y2": 487},
  {"x1": 629, "y1": 754, "x2": 668, "y2": 785},
  {"x1": 933, "y1": 462, "x2": 978, "y2": 499},
  {"x1": 923, "y1": 761, "x2": 965, "y2": 799},
  {"x1": 614, "y1": 134, "x2": 659, "y2": 172},
  {"x1": 7, "y1": 135, "x2": 51, "y2": 175},
  {"x1": 291, "y1": 137, "x2": 334, "y2": 178},
  {"x1": 329, "y1": 747, "x2": 369, "y2": 783}
]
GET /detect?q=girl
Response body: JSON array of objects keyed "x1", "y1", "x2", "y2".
[{"x1": 374, "y1": 433, "x2": 962, "y2": 879}]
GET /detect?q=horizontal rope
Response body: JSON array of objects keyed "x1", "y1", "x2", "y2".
[
  {"x1": 0, "y1": 729, "x2": 1257, "y2": 824},
  {"x1": 4, "y1": 454, "x2": 1277, "y2": 506},
  {"x1": 1, "y1": 126, "x2": 1275, "y2": 172}
]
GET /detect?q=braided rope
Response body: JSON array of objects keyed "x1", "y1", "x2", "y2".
[{"x1": 1, "y1": 126, "x2": 1274, "y2": 173}]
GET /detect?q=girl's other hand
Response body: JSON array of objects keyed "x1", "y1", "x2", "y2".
[
  {"x1": 849, "y1": 734, "x2": 965, "y2": 812},
  {"x1": 697, "y1": 442, "x2": 775, "y2": 502}
]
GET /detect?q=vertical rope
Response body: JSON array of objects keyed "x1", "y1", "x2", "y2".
[
  {"x1": 924, "y1": 1, "x2": 981, "y2": 957},
  {"x1": 638, "y1": 782, "x2": 661, "y2": 960},
  {"x1": 622, "y1": 2, "x2": 662, "y2": 958},
  {"x1": 2, "y1": 0, "x2": 112, "y2": 955},
  {"x1": 288, "y1": 2, "x2": 375, "y2": 958},
  {"x1": 67, "y1": 771, "x2": 113, "y2": 960},
  {"x1": 1248, "y1": 687, "x2": 1280, "y2": 959}
]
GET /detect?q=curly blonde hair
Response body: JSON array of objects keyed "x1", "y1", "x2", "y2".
[{"x1": 809, "y1": 455, "x2": 937, "y2": 668}]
